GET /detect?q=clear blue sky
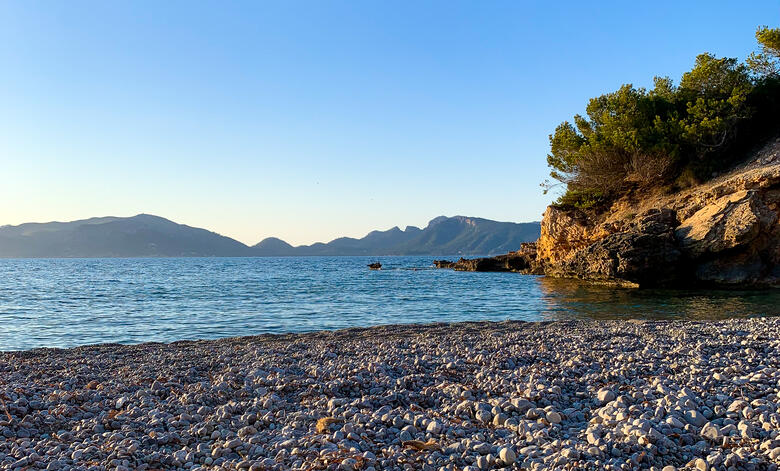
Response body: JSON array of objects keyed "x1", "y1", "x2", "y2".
[{"x1": 1, "y1": 1, "x2": 777, "y2": 245}]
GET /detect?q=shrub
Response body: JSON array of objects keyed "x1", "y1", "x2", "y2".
[
  {"x1": 625, "y1": 151, "x2": 675, "y2": 189},
  {"x1": 554, "y1": 188, "x2": 609, "y2": 211}
]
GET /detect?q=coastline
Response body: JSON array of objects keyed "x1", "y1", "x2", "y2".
[{"x1": 2, "y1": 319, "x2": 779, "y2": 470}]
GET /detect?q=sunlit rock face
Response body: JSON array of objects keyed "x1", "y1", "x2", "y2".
[{"x1": 534, "y1": 139, "x2": 780, "y2": 287}]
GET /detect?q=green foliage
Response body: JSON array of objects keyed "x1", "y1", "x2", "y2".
[
  {"x1": 546, "y1": 121, "x2": 584, "y2": 183},
  {"x1": 554, "y1": 188, "x2": 608, "y2": 211},
  {"x1": 546, "y1": 25, "x2": 780, "y2": 211},
  {"x1": 678, "y1": 55, "x2": 752, "y2": 154},
  {"x1": 747, "y1": 26, "x2": 780, "y2": 76}
]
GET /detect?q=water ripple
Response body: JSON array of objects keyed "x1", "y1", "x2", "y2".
[{"x1": 0, "y1": 256, "x2": 778, "y2": 350}]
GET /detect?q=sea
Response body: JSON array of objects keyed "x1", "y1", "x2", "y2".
[{"x1": 0, "y1": 256, "x2": 778, "y2": 351}]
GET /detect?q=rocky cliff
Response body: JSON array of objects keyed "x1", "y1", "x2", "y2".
[
  {"x1": 535, "y1": 138, "x2": 780, "y2": 287},
  {"x1": 438, "y1": 138, "x2": 780, "y2": 288}
]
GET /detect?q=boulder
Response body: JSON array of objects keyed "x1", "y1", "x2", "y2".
[{"x1": 675, "y1": 190, "x2": 776, "y2": 257}]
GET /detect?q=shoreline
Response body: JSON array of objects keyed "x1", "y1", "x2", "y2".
[
  {"x1": 6, "y1": 319, "x2": 570, "y2": 354},
  {"x1": 2, "y1": 318, "x2": 779, "y2": 470}
]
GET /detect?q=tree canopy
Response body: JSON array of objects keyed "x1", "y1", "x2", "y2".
[
  {"x1": 546, "y1": 25, "x2": 780, "y2": 210},
  {"x1": 747, "y1": 26, "x2": 780, "y2": 76}
]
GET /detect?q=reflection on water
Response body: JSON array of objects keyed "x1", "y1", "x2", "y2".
[
  {"x1": 0, "y1": 256, "x2": 777, "y2": 350},
  {"x1": 537, "y1": 276, "x2": 780, "y2": 320}
]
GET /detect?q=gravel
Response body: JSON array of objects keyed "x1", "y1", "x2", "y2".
[{"x1": 1, "y1": 318, "x2": 779, "y2": 470}]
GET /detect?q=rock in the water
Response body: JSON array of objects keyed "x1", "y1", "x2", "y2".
[
  {"x1": 550, "y1": 209, "x2": 682, "y2": 287},
  {"x1": 433, "y1": 243, "x2": 539, "y2": 273}
]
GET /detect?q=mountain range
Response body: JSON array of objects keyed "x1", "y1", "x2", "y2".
[{"x1": 0, "y1": 214, "x2": 540, "y2": 258}]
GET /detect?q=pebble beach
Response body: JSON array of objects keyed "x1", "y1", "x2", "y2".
[{"x1": 2, "y1": 318, "x2": 780, "y2": 471}]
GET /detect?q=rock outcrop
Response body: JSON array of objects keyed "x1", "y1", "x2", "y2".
[
  {"x1": 437, "y1": 138, "x2": 780, "y2": 287},
  {"x1": 433, "y1": 243, "x2": 541, "y2": 273},
  {"x1": 545, "y1": 209, "x2": 683, "y2": 287},
  {"x1": 536, "y1": 138, "x2": 780, "y2": 287}
]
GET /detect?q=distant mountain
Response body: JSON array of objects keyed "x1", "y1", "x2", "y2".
[
  {"x1": 0, "y1": 214, "x2": 248, "y2": 258},
  {"x1": 252, "y1": 237, "x2": 296, "y2": 256},
  {"x1": 251, "y1": 216, "x2": 540, "y2": 256},
  {"x1": 0, "y1": 214, "x2": 540, "y2": 258}
]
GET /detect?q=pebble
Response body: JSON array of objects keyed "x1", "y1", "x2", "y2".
[
  {"x1": 700, "y1": 422, "x2": 722, "y2": 441},
  {"x1": 0, "y1": 318, "x2": 778, "y2": 470},
  {"x1": 427, "y1": 420, "x2": 442, "y2": 434},
  {"x1": 684, "y1": 410, "x2": 707, "y2": 427},
  {"x1": 546, "y1": 411, "x2": 562, "y2": 424},
  {"x1": 597, "y1": 387, "x2": 616, "y2": 404},
  {"x1": 498, "y1": 446, "x2": 516, "y2": 465}
]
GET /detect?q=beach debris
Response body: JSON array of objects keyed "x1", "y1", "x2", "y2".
[
  {"x1": 402, "y1": 438, "x2": 439, "y2": 451},
  {"x1": 0, "y1": 394, "x2": 12, "y2": 422},
  {"x1": 316, "y1": 416, "x2": 342, "y2": 433}
]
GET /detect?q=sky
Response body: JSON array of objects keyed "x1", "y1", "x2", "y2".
[{"x1": 0, "y1": 1, "x2": 777, "y2": 246}]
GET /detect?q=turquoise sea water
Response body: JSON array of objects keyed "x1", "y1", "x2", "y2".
[{"x1": 0, "y1": 256, "x2": 778, "y2": 351}]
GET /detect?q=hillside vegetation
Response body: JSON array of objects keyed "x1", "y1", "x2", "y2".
[{"x1": 546, "y1": 25, "x2": 780, "y2": 210}]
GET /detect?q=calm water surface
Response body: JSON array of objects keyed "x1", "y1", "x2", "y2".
[{"x1": 0, "y1": 256, "x2": 778, "y2": 350}]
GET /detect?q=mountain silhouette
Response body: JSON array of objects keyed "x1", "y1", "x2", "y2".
[
  {"x1": 0, "y1": 214, "x2": 540, "y2": 258},
  {"x1": 251, "y1": 216, "x2": 539, "y2": 256},
  {"x1": 0, "y1": 214, "x2": 248, "y2": 258}
]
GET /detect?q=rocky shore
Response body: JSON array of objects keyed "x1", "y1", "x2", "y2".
[
  {"x1": 436, "y1": 139, "x2": 780, "y2": 288},
  {"x1": 433, "y1": 244, "x2": 540, "y2": 274},
  {"x1": 2, "y1": 319, "x2": 780, "y2": 471}
]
